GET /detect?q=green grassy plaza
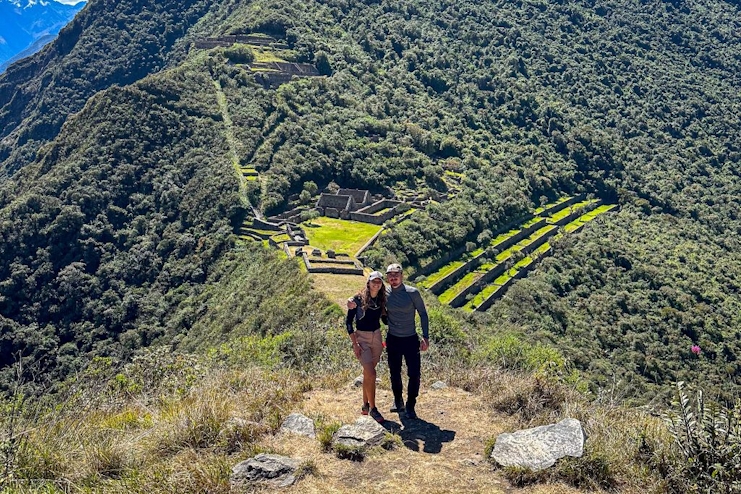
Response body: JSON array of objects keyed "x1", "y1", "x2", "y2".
[{"x1": 301, "y1": 217, "x2": 382, "y2": 255}]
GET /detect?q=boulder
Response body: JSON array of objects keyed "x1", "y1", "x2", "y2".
[
  {"x1": 431, "y1": 381, "x2": 447, "y2": 390},
  {"x1": 332, "y1": 417, "x2": 387, "y2": 449},
  {"x1": 490, "y1": 418, "x2": 586, "y2": 471},
  {"x1": 280, "y1": 413, "x2": 316, "y2": 438},
  {"x1": 231, "y1": 453, "x2": 300, "y2": 488}
]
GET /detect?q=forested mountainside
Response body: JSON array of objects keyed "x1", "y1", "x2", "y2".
[
  {"x1": 0, "y1": 0, "x2": 86, "y2": 73},
  {"x1": 0, "y1": 0, "x2": 213, "y2": 177},
  {"x1": 0, "y1": 0, "x2": 740, "y2": 404}
]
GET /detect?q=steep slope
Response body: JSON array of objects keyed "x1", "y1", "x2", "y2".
[
  {"x1": 0, "y1": 59, "x2": 239, "y2": 387},
  {"x1": 0, "y1": 0, "x2": 740, "y2": 403},
  {"x1": 0, "y1": 0, "x2": 213, "y2": 177}
]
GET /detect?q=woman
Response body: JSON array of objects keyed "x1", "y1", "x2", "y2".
[{"x1": 346, "y1": 270, "x2": 387, "y2": 423}]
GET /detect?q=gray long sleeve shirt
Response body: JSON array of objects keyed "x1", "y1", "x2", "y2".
[{"x1": 386, "y1": 284, "x2": 429, "y2": 339}]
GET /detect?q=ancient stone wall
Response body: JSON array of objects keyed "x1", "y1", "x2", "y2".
[
  {"x1": 426, "y1": 218, "x2": 547, "y2": 295},
  {"x1": 475, "y1": 246, "x2": 553, "y2": 312}
]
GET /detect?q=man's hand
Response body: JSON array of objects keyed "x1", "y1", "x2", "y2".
[
  {"x1": 353, "y1": 343, "x2": 362, "y2": 359},
  {"x1": 347, "y1": 298, "x2": 357, "y2": 310},
  {"x1": 420, "y1": 338, "x2": 429, "y2": 352}
]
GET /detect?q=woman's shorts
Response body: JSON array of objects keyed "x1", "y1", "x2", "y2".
[{"x1": 356, "y1": 329, "x2": 382, "y2": 366}]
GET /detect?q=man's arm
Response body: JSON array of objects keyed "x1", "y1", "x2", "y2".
[{"x1": 410, "y1": 290, "x2": 430, "y2": 350}]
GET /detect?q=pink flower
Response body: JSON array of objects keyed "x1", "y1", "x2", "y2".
[{"x1": 691, "y1": 345, "x2": 701, "y2": 355}]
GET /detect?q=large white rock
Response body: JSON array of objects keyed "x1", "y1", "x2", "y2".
[
  {"x1": 280, "y1": 412, "x2": 316, "y2": 438},
  {"x1": 490, "y1": 418, "x2": 586, "y2": 471},
  {"x1": 332, "y1": 416, "x2": 387, "y2": 449}
]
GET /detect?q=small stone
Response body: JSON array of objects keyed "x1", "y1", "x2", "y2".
[
  {"x1": 430, "y1": 381, "x2": 447, "y2": 390},
  {"x1": 353, "y1": 375, "x2": 381, "y2": 387},
  {"x1": 280, "y1": 413, "x2": 315, "y2": 438}
]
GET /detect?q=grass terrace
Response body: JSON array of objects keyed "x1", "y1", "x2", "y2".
[
  {"x1": 250, "y1": 47, "x2": 296, "y2": 63},
  {"x1": 419, "y1": 259, "x2": 469, "y2": 288},
  {"x1": 438, "y1": 264, "x2": 491, "y2": 305},
  {"x1": 546, "y1": 199, "x2": 598, "y2": 224},
  {"x1": 439, "y1": 226, "x2": 557, "y2": 305},
  {"x1": 302, "y1": 217, "x2": 382, "y2": 254},
  {"x1": 420, "y1": 228, "x2": 522, "y2": 288},
  {"x1": 269, "y1": 233, "x2": 291, "y2": 244},
  {"x1": 533, "y1": 196, "x2": 570, "y2": 215}
]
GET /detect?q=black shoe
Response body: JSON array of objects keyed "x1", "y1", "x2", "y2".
[
  {"x1": 406, "y1": 407, "x2": 418, "y2": 420},
  {"x1": 369, "y1": 407, "x2": 385, "y2": 423},
  {"x1": 390, "y1": 398, "x2": 405, "y2": 413}
]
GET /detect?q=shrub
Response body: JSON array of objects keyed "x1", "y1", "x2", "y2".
[
  {"x1": 475, "y1": 332, "x2": 566, "y2": 377},
  {"x1": 223, "y1": 44, "x2": 254, "y2": 64},
  {"x1": 663, "y1": 382, "x2": 741, "y2": 493}
]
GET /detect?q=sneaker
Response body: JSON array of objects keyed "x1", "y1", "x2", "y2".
[
  {"x1": 361, "y1": 402, "x2": 370, "y2": 415},
  {"x1": 406, "y1": 407, "x2": 418, "y2": 420},
  {"x1": 369, "y1": 407, "x2": 385, "y2": 423},
  {"x1": 390, "y1": 398, "x2": 405, "y2": 413}
]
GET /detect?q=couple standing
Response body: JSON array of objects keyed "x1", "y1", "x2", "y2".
[{"x1": 345, "y1": 263, "x2": 429, "y2": 424}]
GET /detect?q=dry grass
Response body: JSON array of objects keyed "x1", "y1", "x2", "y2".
[
  {"x1": 3, "y1": 358, "x2": 675, "y2": 494},
  {"x1": 311, "y1": 272, "x2": 367, "y2": 308}
]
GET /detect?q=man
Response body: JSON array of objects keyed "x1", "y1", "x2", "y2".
[{"x1": 349, "y1": 263, "x2": 429, "y2": 419}]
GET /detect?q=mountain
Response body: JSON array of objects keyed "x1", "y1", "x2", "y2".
[
  {"x1": 0, "y1": 0, "x2": 740, "y2": 491},
  {"x1": 0, "y1": 0, "x2": 85, "y2": 72},
  {"x1": 0, "y1": 0, "x2": 739, "y2": 400}
]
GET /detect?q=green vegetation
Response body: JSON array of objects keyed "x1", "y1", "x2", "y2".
[
  {"x1": 301, "y1": 217, "x2": 382, "y2": 255},
  {"x1": 533, "y1": 197, "x2": 570, "y2": 216},
  {"x1": 419, "y1": 259, "x2": 467, "y2": 288},
  {"x1": 1, "y1": 0, "x2": 740, "y2": 490},
  {"x1": 546, "y1": 199, "x2": 598, "y2": 224}
]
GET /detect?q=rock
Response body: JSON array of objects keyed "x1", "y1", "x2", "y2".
[
  {"x1": 231, "y1": 453, "x2": 300, "y2": 488},
  {"x1": 490, "y1": 418, "x2": 586, "y2": 471},
  {"x1": 332, "y1": 417, "x2": 387, "y2": 449},
  {"x1": 353, "y1": 374, "x2": 381, "y2": 387},
  {"x1": 327, "y1": 249, "x2": 336, "y2": 258},
  {"x1": 431, "y1": 381, "x2": 447, "y2": 390},
  {"x1": 280, "y1": 413, "x2": 316, "y2": 438}
]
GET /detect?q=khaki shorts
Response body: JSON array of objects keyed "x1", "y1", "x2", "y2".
[{"x1": 356, "y1": 329, "x2": 383, "y2": 366}]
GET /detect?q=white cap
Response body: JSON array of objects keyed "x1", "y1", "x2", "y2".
[
  {"x1": 386, "y1": 263, "x2": 402, "y2": 273},
  {"x1": 368, "y1": 271, "x2": 383, "y2": 281}
]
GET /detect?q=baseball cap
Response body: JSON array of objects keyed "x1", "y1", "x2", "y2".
[
  {"x1": 386, "y1": 263, "x2": 403, "y2": 273},
  {"x1": 368, "y1": 271, "x2": 383, "y2": 281}
]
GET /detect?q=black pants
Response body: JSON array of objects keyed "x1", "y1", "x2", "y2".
[{"x1": 386, "y1": 334, "x2": 421, "y2": 408}]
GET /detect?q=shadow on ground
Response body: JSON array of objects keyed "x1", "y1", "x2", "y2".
[{"x1": 382, "y1": 416, "x2": 456, "y2": 454}]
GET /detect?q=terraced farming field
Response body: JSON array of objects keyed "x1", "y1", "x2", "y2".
[{"x1": 418, "y1": 196, "x2": 617, "y2": 311}]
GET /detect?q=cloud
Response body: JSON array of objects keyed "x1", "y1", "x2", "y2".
[{"x1": 53, "y1": 0, "x2": 86, "y2": 4}]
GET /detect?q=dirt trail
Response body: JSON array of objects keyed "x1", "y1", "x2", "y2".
[{"x1": 260, "y1": 382, "x2": 585, "y2": 494}]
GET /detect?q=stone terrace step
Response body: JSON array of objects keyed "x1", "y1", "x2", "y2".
[
  {"x1": 440, "y1": 224, "x2": 559, "y2": 308},
  {"x1": 421, "y1": 218, "x2": 547, "y2": 295},
  {"x1": 468, "y1": 203, "x2": 617, "y2": 312}
]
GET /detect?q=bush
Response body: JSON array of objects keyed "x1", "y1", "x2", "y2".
[
  {"x1": 663, "y1": 382, "x2": 741, "y2": 493},
  {"x1": 475, "y1": 332, "x2": 566, "y2": 376},
  {"x1": 223, "y1": 44, "x2": 254, "y2": 64}
]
